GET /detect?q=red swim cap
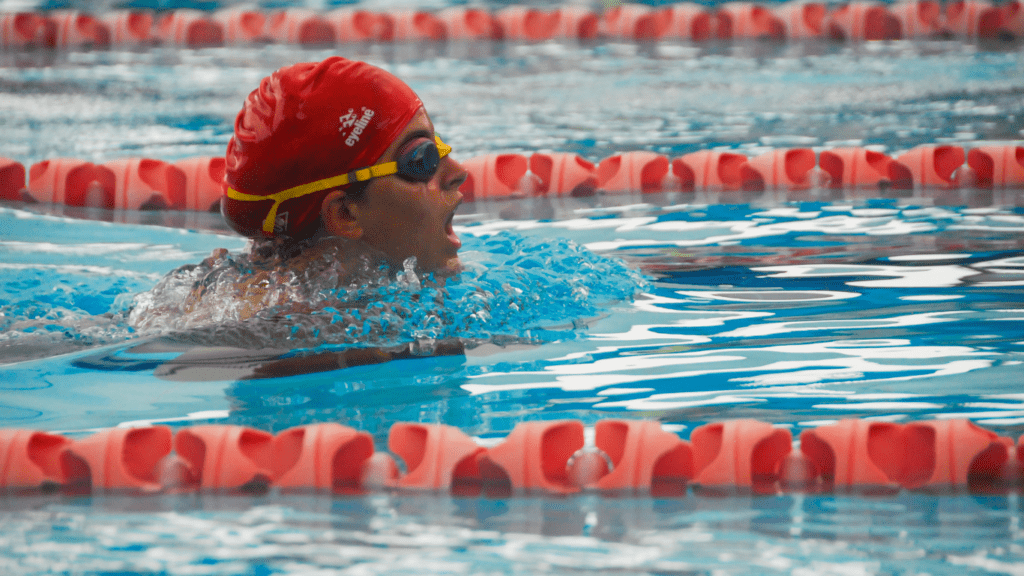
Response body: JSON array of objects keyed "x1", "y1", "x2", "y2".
[{"x1": 222, "y1": 57, "x2": 423, "y2": 239}]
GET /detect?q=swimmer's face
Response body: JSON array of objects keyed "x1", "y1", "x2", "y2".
[{"x1": 336, "y1": 109, "x2": 467, "y2": 274}]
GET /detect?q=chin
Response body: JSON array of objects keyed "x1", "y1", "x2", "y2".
[{"x1": 432, "y1": 256, "x2": 462, "y2": 278}]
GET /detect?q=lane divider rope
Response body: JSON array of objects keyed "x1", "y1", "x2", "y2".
[
  {"x1": 1, "y1": 418, "x2": 1022, "y2": 496},
  {"x1": 1, "y1": 143, "x2": 1021, "y2": 212},
  {"x1": 1, "y1": 1, "x2": 1022, "y2": 50}
]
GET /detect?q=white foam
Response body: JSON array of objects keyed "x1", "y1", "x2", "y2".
[
  {"x1": 751, "y1": 207, "x2": 822, "y2": 219},
  {"x1": 586, "y1": 213, "x2": 941, "y2": 252},
  {"x1": 975, "y1": 280, "x2": 1024, "y2": 287},
  {"x1": 0, "y1": 262, "x2": 162, "y2": 280},
  {"x1": 545, "y1": 354, "x2": 743, "y2": 376},
  {"x1": 676, "y1": 290, "x2": 859, "y2": 303},
  {"x1": 751, "y1": 263, "x2": 979, "y2": 288},
  {"x1": 116, "y1": 410, "x2": 230, "y2": 428},
  {"x1": 596, "y1": 387, "x2": 657, "y2": 396},
  {"x1": 718, "y1": 311, "x2": 968, "y2": 338},
  {"x1": 732, "y1": 369, "x2": 866, "y2": 386},
  {"x1": 589, "y1": 325, "x2": 706, "y2": 342},
  {"x1": 812, "y1": 402, "x2": 944, "y2": 410},
  {"x1": 888, "y1": 253, "x2": 970, "y2": 261},
  {"x1": 900, "y1": 295, "x2": 964, "y2": 301},
  {"x1": 1, "y1": 240, "x2": 150, "y2": 255},
  {"x1": 594, "y1": 394, "x2": 766, "y2": 410},
  {"x1": 975, "y1": 417, "x2": 1024, "y2": 426},
  {"x1": 935, "y1": 410, "x2": 1024, "y2": 419}
]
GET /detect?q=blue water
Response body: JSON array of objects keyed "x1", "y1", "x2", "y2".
[
  {"x1": 3, "y1": 198, "x2": 1023, "y2": 574},
  {"x1": 2, "y1": 16, "x2": 1024, "y2": 576}
]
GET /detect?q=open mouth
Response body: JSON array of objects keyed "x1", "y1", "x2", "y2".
[{"x1": 445, "y1": 208, "x2": 461, "y2": 250}]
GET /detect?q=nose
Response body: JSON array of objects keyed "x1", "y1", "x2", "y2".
[{"x1": 440, "y1": 155, "x2": 468, "y2": 196}]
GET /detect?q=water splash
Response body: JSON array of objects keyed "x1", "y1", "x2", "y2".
[
  {"x1": 127, "y1": 231, "x2": 650, "y2": 352},
  {"x1": 0, "y1": 267, "x2": 146, "y2": 362}
]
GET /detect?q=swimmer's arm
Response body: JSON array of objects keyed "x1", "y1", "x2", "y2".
[{"x1": 250, "y1": 340, "x2": 464, "y2": 379}]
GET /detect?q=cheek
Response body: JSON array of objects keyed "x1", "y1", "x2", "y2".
[
  {"x1": 388, "y1": 194, "x2": 433, "y2": 232},
  {"x1": 362, "y1": 186, "x2": 435, "y2": 247},
  {"x1": 366, "y1": 183, "x2": 426, "y2": 222}
]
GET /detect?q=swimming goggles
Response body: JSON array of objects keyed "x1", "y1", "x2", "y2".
[{"x1": 227, "y1": 135, "x2": 452, "y2": 234}]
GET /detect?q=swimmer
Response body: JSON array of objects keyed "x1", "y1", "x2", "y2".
[
  {"x1": 128, "y1": 57, "x2": 468, "y2": 375},
  {"x1": 223, "y1": 56, "x2": 466, "y2": 274},
  {"x1": 151, "y1": 57, "x2": 468, "y2": 321}
]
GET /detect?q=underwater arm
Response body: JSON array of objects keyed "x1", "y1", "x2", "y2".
[{"x1": 250, "y1": 339, "x2": 465, "y2": 379}]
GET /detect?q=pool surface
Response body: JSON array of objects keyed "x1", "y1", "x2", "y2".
[{"x1": 2, "y1": 3, "x2": 1024, "y2": 574}]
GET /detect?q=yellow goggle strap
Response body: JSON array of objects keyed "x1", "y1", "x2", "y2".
[{"x1": 226, "y1": 135, "x2": 452, "y2": 234}]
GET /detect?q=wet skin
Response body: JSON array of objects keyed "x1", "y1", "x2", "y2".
[
  {"x1": 169, "y1": 109, "x2": 469, "y2": 376},
  {"x1": 322, "y1": 108, "x2": 468, "y2": 275}
]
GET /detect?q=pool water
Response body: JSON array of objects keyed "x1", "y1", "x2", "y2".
[
  {"x1": 1, "y1": 492, "x2": 1020, "y2": 575},
  {"x1": 3, "y1": 198, "x2": 1023, "y2": 574},
  {"x1": 2, "y1": 14, "x2": 1024, "y2": 576}
]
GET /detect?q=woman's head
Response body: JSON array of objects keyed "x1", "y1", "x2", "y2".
[
  {"x1": 319, "y1": 107, "x2": 466, "y2": 274},
  {"x1": 222, "y1": 56, "x2": 466, "y2": 273}
]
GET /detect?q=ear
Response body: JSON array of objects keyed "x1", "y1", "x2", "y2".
[{"x1": 321, "y1": 190, "x2": 364, "y2": 240}]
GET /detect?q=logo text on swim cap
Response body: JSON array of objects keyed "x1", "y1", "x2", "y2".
[{"x1": 339, "y1": 107, "x2": 375, "y2": 147}]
